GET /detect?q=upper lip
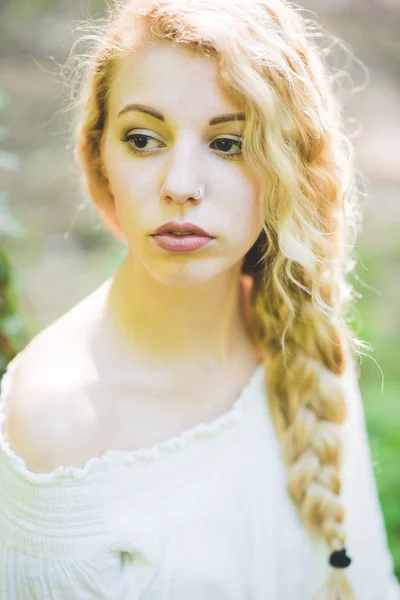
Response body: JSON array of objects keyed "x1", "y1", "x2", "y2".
[{"x1": 152, "y1": 221, "x2": 213, "y2": 237}]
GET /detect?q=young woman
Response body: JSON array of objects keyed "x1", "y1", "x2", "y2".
[{"x1": 0, "y1": 0, "x2": 398, "y2": 598}]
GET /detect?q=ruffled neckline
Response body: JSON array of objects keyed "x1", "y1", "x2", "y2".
[{"x1": 0, "y1": 351, "x2": 265, "y2": 482}]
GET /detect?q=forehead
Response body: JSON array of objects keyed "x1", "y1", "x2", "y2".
[{"x1": 108, "y1": 40, "x2": 242, "y2": 126}]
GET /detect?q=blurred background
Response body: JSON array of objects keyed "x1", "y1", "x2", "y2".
[{"x1": 0, "y1": 0, "x2": 399, "y2": 581}]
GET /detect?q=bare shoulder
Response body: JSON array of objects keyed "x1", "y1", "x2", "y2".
[
  {"x1": 2, "y1": 284, "x2": 111, "y2": 474},
  {"x1": 2, "y1": 346, "x2": 100, "y2": 474}
]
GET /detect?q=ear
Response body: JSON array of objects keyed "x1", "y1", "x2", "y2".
[
  {"x1": 95, "y1": 155, "x2": 128, "y2": 244},
  {"x1": 240, "y1": 274, "x2": 254, "y2": 328},
  {"x1": 97, "y1": 202, "x2": 128, "y2": 244}
]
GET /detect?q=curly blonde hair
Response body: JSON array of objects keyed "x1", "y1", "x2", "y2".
[{"x1": 70, "y1": 0, "x2": 367, "y2": 597}]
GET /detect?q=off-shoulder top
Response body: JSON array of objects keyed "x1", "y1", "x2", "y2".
[{"x1": 0, "y1": 351, "x2": 399, "y2": 599}]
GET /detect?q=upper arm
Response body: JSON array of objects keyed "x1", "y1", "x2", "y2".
[{"x1": 341, "y1": 357, "x2": 400, "y2": 598}]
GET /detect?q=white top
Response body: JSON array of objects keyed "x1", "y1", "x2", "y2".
[{"x1": 0, "y1": 350, "x2": 399, "y2": 600}]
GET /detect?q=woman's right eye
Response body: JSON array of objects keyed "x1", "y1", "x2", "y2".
[{"x1": 120, "y1": 132, "x2": 163, "y2": 154}]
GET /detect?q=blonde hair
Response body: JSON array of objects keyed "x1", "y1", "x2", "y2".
[{"x1": 70, "y1": 0, "x2": 367, "y2": 597}]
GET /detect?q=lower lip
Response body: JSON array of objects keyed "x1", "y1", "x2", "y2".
[{"x1": 151, "y1": 234, "x2": 214, "y2": 252}]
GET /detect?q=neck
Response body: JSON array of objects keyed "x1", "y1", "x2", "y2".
[{"x1": 101, "y1": 252, "x2": 258, "y2": 367}]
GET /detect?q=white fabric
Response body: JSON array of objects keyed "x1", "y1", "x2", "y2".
[{"x1": 0, "y1": 351, "x2": 399, "y2": 600}]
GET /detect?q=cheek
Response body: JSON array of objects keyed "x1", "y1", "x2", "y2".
[
  {"x1": 103, "y1": 139, "x2": 136, "y2": 199},
  {"x1": 221, "y1": 170, "x2": 261, "y2": 243},
  {"x1": 102, "y1": 137, "x2": 149, "y2": 220},
  {"x1": 100, "y1": 138, "x2": 144, "y2": 240}
]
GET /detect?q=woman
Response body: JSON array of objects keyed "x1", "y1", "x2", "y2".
[{"x1": 0, "y1": 0, "x2": 398, "y2": 598}]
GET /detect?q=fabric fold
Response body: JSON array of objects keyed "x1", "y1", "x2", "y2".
[{"x1": 110, "y1": 515, "x2": 164, "y2": 597}]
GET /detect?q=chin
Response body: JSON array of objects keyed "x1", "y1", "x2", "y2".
[{"x1": 146, "y1": 260, "x2": 230, "y2": 288}]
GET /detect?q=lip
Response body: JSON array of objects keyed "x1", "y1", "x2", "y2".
[
  {"x1": 151, "y1": 234, "x2": 214, "y2": 253},
  {"x1": 151, "y1": 221, "x2": 213, "y2": 237}
]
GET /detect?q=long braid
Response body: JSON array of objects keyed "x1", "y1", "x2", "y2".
[{"x1": 245, "y1": 135, "x2": 358, "y2": 598}]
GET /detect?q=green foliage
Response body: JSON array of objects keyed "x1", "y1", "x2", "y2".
[
  {"x1": 354, "y1": 226, "x2": 400, "y2": 580},
  {"x1": 0, "y1": 89, "x2": 28, "y2": 375},
  {"x1": 9, "y1": 0, "x2": 55, "y2": 19}
]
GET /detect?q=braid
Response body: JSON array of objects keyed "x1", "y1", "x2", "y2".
[{"x1": 247, "y1": 260, "x2": 357, "y2": 597}]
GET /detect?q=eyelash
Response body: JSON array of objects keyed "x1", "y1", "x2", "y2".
[{"x1": 120, "y1": 132, "x2": 243, "y2": 160}]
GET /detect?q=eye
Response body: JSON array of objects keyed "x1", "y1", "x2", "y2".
[
  {"x1": 120, "y1": 132, "x2": 163, "y2": 153},
  {"x1": 210, "y1": 137, "x2": 243, "y2": 157},
  {"x1": 120, "y1": 130, "x2": 243, "y2": 159}
]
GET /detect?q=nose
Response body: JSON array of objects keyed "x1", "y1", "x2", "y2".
[
  {"x1": 160, "y1": 139, "x2": 204, "y2": 205},
  {"x1": 162, "y1": 186, "x2": 203, "y2": 205}
]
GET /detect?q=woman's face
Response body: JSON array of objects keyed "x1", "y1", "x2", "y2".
[{"x1": 101, "y1": 39, "x2": 262, "y2": 287}]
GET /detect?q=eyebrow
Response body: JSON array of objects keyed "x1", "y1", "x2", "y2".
[{"x1": 117, "y1": 103, "x2": 245, "y2": 126}]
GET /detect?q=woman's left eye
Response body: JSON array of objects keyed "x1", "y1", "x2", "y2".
[
  {"x1": 210, "y1": 138, "x2": 242, "y2": 157},
  {"x1": 120, "y1": 132, "x2": 243, "y2": 159}
]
